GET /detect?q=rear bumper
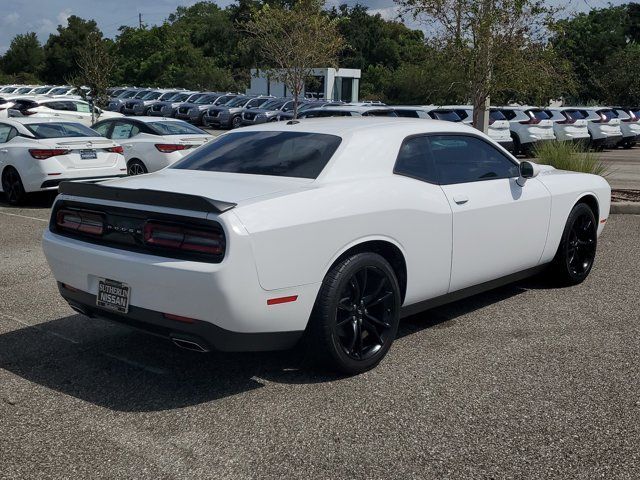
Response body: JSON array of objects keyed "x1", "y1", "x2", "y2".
[
  {"x1": 59, "y1": 283, "x2": 303, "y2": 352},
  {"x1": 592, "y1": 135, "x2": 623, "y2": 149}
]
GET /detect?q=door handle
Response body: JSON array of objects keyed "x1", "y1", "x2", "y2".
[{"x1": 453, "y1": 195, "x2": 469, "y2": 205}]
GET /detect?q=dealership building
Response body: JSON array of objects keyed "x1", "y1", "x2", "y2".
[{"x1": 246, "y1": 68, "x2": 361, "y2": 103}]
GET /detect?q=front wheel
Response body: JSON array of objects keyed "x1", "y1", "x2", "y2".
[
  {"x1": 231, "y1": 115, "x2": 242, "y2": 129},
  {"x1": 306, "y1": 252, "x2": 401, "y2": 374},
  {"x1": 550, "y1": 203, "x2": 597, "y2": 286}
]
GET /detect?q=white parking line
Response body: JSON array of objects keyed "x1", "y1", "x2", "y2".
[{"x1": 0, "y1": 210, "x2": 48, "y2": 223}]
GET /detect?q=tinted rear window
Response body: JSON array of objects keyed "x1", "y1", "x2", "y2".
[
  {"x1": 147, "y1": 121, "x2": 207, "y2": 135},
  {"x1": 24, "y1": 122, "x2": 98, "y2": 138},
  {"x1": 528, "y1": 109, "x2": 550, "y2": 120},
  {"x1": 429, "y1": 110, "x2": 461, "y2": 121},
  {"x1": 363, "y1": 109, "x2": 397, "y2": 117},
  {"x1": 489, "y1": 110, "x2": 507, "y2": 121},
  {"x1": 598, "y1": 109, "x2": 617, "y2": 121},
  {"x1": 564, "y1": 110, "x2": 586, "y2": 120},
  {"x1": 172, "y1": 131, "x2": 342, "y2": 179}
]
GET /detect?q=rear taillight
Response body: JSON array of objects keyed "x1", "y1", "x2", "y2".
[
  {"x1": 56, "y1": 209, "x2": 105, "y2": 236},
  {"x1": 143, "y1": 221, "x2": 224, "y2": 256},
  {"x1": 106, "y1": 145, "x2": 124, "y2": 154},
  {"x1": 29, "y1": 148, "x2": 70, "y2": 159},
  {"x1": 155, "y1": 144, "x2": 190, "y2": 153}
]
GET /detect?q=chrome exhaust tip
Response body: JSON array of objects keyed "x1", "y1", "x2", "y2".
[{"x1": 171, "y1": 337, "x2": 210, "y2": 353}]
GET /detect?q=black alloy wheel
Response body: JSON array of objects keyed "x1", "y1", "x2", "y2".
[
  {"x1": 551, "y1": 203, "x2": 598, "y2": 285},
  {"x1": 231, "y1": 115, "x2": 242, "y2": 129},
  {"x1": 307, "y1": 252, "x2": 401, "y2": 374},
  {"x1": 2, "y1": 167, "x2": 27, "y2": 205}
]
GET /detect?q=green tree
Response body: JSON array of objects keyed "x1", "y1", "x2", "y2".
[
  {"x1": 1, "y1": 33, "x2": 44, "y2": 77},
  {"x1": 243, "y1": 0, "x2": 345, "y2": 117},
  {"x1": 42, "y1": 16, "x2": 103, "y2": 83},
  {"x1": 600, "y1": 43, "x2": 640, "y2": 106}
]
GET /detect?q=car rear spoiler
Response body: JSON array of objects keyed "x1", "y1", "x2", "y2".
[{"x1": 58, "y1": 181, "x2": 237, "y2": 214}]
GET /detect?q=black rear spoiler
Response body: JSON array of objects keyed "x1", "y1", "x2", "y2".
[{"x1": 58, "y1": 181, "x2": 236, "y2": 214}]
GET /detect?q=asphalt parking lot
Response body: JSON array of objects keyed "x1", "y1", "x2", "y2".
[{"x1": 0, "y1": 192, "x2": 639, "y2": 479}]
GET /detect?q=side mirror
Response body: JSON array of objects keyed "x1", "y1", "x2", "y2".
[{"x1": 516, "y1": 160, "x2": 540, "y2": 187}]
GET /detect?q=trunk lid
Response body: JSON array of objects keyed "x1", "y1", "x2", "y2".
[{"x1": 40, "y1": 136, "x2": 119, "y2": 169}]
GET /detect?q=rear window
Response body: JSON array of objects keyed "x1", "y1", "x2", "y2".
[
  {"x1": 363, "y1": 109, "x2": 398, "y2": 117},
  {"x1": 172, "y1": 131, "x2": 342, "y2": 179},
  {"x1": 147, "y1": 121, "x2": 207, "y2": 135},
  {"x1": 564, "y1": 110, "x2": 586, "y2": 120},
  {"x1": 527, "y1": 109, "x2": 550, "y2": 120},
  {"x1": 598, "y1": 109, "x2": 617, "y2": 121},
  {"x1": 24, "y1": 122, "x2": 98, "y2": 138},
  {"x1": 11, "y1": 99, "x2": 38, "y2": 111},
  {"x1": 395, "y1": 109, "x2": 421, "y2": 118},
  {"x1": 429, "y1": 110, "x2": 461, "y2": 122},
  {"x1": 489, "y1": 110, "x2": 507, "y2": 121}
]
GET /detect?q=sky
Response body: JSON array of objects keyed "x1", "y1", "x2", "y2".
[{"x1": 0, "y1": 0, "x2": 632, "y2": 54}]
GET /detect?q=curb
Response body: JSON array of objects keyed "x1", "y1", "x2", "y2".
[{"x1": 610, "y1": 202, "x2": 640, "y2": 214}]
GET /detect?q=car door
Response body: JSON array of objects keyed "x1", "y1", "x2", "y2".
[
  {"x1": 429, "y1": 134, "x2": 551, "y2": 292},
  {"x1": 0, "y1": 123, "x2": 20, "y2": 176},
  {"x1": 109, "y1": 120, "x2": 140, "y2": 162},
  {"x1": 70, "y1": 101, "x2": 93, "y2": 125}
]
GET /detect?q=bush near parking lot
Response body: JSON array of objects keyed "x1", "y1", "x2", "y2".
[{"x1": 533, "y1": 141, "x2": 610, "y2": 176}]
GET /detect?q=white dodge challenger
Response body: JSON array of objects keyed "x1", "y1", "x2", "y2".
[{"x1": 42, "y1": 118, "x2": 610, "y2": 374}]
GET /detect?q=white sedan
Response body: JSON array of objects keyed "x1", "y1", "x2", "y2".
[
  {"x1": 42, "y1": 118, "x2": 610, "y2": 374},
  {"x1": 0, "y1": 118, "x2": 126, "y2": 205},
  {"x1": 8, "y1": 98, "x2": 122, "y2": 126},
  {"x1": 91, "y1": 117, "x2": 213, "y2": 175}
]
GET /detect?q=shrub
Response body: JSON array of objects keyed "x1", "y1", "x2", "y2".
[{"x1": 533, "y1": 141, "x2": 610, "y2": 176}]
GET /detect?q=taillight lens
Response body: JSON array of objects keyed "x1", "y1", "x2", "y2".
[
  {"x1": 155, "y1": 144, "x2": 190, "y2": 153},
  {"x1": 29, "y1": 149, "x2": 70, "y2": 159},
  {"x1": 56, "y1": 209, "x2": 105, "y2": 235},
  {"x1": 143, "y1": 221, "x2": 224, "y2": 255},
  {"x1": 106, "y1": 145, "x2": 124, "y2": 154}
]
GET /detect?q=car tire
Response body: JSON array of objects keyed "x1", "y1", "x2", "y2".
[
  {"x1": 1, "y1": 167, "x2": 27, "y2": 206},
  {"x1": 231, "y1": 116, "x2": 242, "y2": 129},
  {"x1": 549, "y1": 203, "x2": 598, "y2": 286},
  {"x1": 127, "y1": 159, "x2": 148, "y2": 176},
  {"x1": 306, "y1": 252, "x2": 401, "y2": 375}
]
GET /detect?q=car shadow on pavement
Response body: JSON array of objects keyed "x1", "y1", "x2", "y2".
[
  {"x1": 0, "y1": 280, "x2": 537, "y2": 412},
  {"x1": 0, "y1": 191, "x2": 57, "y2": 209}
]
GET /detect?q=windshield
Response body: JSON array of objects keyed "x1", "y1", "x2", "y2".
[
  {"x1": 119, "y1": 90, "x2": 138, "y2": 99},
  {"x1": 172, "y1": 93, "x2": 190, "y2": 102},
  {"x1": 225, "y1": 97, "x2": 251, "y2": 107},
  {"x1": 194, "y1": 94, "x2": 219, "y2": 104},
  {"x1": 2, "y1": 87, "x2": 17, "y2": 93},
  {"x1": 159, "y1": 92, "x2": 179, "y2": 101},
  {"x1": 186, "y1": 93, "x2": 204, "y2": 102},
  {"x1": 49, "y1": 87, "x2": 70, "y2": 95},
  {"x1": 33, "y1": 87, "x2": 52, "y2": 94},
  {"x1": 147, "y1": 121, "x2": 207, "y2": 135},
  {"x1": 110, "y1": 89, "x2": 125, "y2": 97},
  {"x1": 214, "y1": 95, "x2": 236, "y2": 105},
  {"x1": 142, "y1": 91, "x2": 162, "y2": 100},
  {"x1": 24, "y1": 122, "x2": 98, "y2": 138},
  {"x1": 172, "y1": 131, "x2": 342, "y2": 179},
  {"x1": 259, "y1": 99, "x2": 285, "y2": 110},
  {"x1": 15, "y1": 87, "x2": 32, "y2": 94},
  {"x1": 134, "y1": 90, "x2": 151, "y2": 99}
]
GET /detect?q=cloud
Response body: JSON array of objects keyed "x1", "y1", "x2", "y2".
[
  {"x1": 369, "y1": 6, "x2": 400, "y2": 21},
  {"x1": 57, "y1": 9, "x2": 72, "y2": 26},
  {"x1": 3, "y1": 12, "x2": 20, "y2": 26}
]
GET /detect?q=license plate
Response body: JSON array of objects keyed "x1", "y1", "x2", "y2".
[
  {"x1": 96, "y1": 279, "x2": 130, "y2": 313},
  {"x1": 80, "y1": 149, "x2": 97, "y2": 160}
]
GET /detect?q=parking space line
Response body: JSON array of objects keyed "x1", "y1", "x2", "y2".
[{"x1": 0, "y1": 210, "x2": 48, "y2": 223}]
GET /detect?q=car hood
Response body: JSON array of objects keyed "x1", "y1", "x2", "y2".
[{"x1": 99, "y1": 169, "x2": 314, "y2": 206}]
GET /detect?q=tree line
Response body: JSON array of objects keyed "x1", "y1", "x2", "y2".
[{"x1": 2, "y1": 0, "x2": 640, "y2": 107}]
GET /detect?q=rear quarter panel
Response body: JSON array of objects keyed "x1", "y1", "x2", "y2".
[
  {"x1": 233, "y1": 176, "x2": 453, "y2": 306},
  {"x1": 536, "y1": 170, "x2": 611, "y2": 263}
]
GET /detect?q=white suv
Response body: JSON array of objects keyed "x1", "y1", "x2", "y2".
[
  {"x1": 548, "y1": 108, "x2": 591, "y2": 145},
  {"x1": 495, "y1": 106, "x2": 556, "y2": 155},
  {"x1": 611, "y1": 107, "x2": 640, "y2": 148},
  {"x1": 577, "y1": 107, "x2": 623, "y2": 150}
]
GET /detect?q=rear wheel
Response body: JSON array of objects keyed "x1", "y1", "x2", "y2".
[
  {"x1": 550, "y1": 203, "x2": 597, "y2": 286},
  {"x1": 1, "y1": 167, "x2": 27, "y2": 205},
  {"x1": 127, "y1": 159, "x2": 147, "y2": 176},
  {"x1": 306, "y1": 252, "x2": 401, "y2": 374}
]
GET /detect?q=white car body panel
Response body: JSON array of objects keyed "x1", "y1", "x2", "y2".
[{"x1": 42, "y1": 118, "x2": 610, "y2": 343}]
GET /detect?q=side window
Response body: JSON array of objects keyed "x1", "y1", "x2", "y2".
[
  {"x1": 0, "y1": 124, "x2": 12, "y2": 143},
  {"x1": 501, "y1": 109, "x2": 516, "y2": 121},
  {"x1": 394, "y1": 136, "x2": 438, "y2": 184},
  {"x1": 282, "y1": 101, "x2": 294, "y2": 112},
  {"x1": 6, "y1": 127, "x2": 18, "y2": 142},
  {"x1": 92, "y1": 122, "x2": 112, "y2": 137},
  {"x1": 74, "y1": 102, "x2": 91, "y2": 113},
  {"x1": 111, "y1": 122, "x2": 134, "y2": 140},
  {"x1": 429, "y1": 135, "x2": 519, "y2": 185},
  {"x1": 395, "y1": 110, "x2": 420, "y2": 118}
]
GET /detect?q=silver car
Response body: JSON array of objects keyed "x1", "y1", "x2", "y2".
[
  {"x1": 175, "y1": 93, "x2": 237, "y2": 125},
  {"x1": 241, "y1": 98, "x2": 297, "y2": 125},
  {"x1": 108, "y1": 89, "x2": 148, "y2": 112},
  {"x1": 203, "y1": 96, "x2": 273, "y2": 129},
  {"x1": 148, "y1": 92, "x2": 200, "y2": 117},
  {"x1": 122, "y1": 90, "x2": 182, "y2": 116}
]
